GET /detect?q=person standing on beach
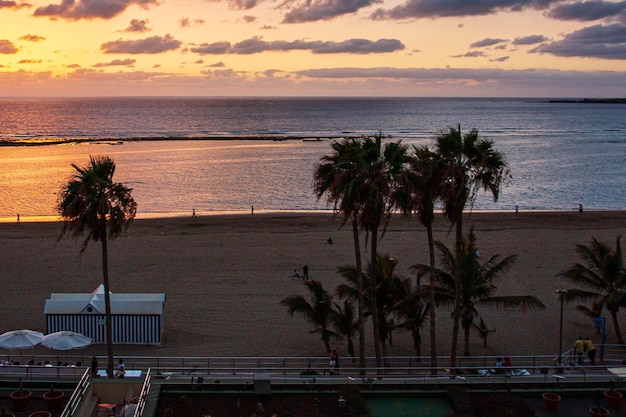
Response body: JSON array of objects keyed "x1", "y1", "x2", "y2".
[{"x1": 302, "y1": 264, "x2": 309, "y2": 280}]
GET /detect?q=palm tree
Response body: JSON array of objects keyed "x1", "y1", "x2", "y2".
[
  {"x1": 281, "y1": 280, "x2": 340, "y2": 353},
  {"x1": 417, "y1": 228, "x2": 545, "y2": 356},
  {"x1": 394, "y1": 144, "x2": 442, "y2": 373},
  {"x1": 435, "y1": 125, "x2": 510, "y2": 367},
  {"x1": 314, "y1": 138, "x2": 368, "y2": 372},
  {"x1": 331, "y1": 300, "x2": 358, "y2": 360},
  {"x1": 558, "y1": 236, "x2": 626, "y2": 344},
  {"x1": 314, "y1": 134, "x2": 410, "y2": 373},
  {"x1": 392, "y1": 278, "x2": 430, "y2": 358},
  {"x1": 57, "y1": 156, "x2": 137, "y2": 378}
]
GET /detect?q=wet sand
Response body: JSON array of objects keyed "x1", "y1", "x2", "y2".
[{"x1": 0, "y1": 211, "x2": 624, "y2": 360}]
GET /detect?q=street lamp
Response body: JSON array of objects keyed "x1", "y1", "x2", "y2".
[{"x1": 556, "y1": 289, "x2": 568, "y2": 366}]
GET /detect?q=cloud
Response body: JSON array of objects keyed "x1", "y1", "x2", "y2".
[
  {"x1": 33, "y1": 0, "x2": 160, "y2": 20},
  {"x1": 121, "y1": 19, "x2": 150, "y2": 32},
  {"x1": 372, "y1": 0, "x2": 557, "y2": 19},
  {"x1": 101, "y1": 34, "x2": 182, "y2": 54},
  {"x1": 209, "y1": 61, "x2": 225, "y2": 67},
  {"x1": 203, "y1": 0, "x2": 258, "y2": 10},
  {"x1": 281, "y1": 0, "x2": 382, "y2": 23},
  {"x1": 0, "y1": 39, "x2": 18, "y2": 54},
  {"x1": 179, "y1": 17, "x2": 206, "y2": 27},
  {"x1": 490, "y1": 55, "x2": 510, "y2": 62},
  {"x1": 242, "y1": 15, "x2": 256, "y2": 22},
  {"x1": 93, "y1": 58, "x2": 136, "y2": 67},
  {"x1": 512, "y1": 34, "x2": 549, "y2": 45},
  {"x1": 547, "y1": 0, "x2": 626, "y2": 21},
  {"x1": 451, "y1": 51, "x2": 487, "y2": 58},
  {"x1": 18, "y1": 59, "x2": 42, "y2": 63},
  {"x1": 470, "y1": 38, "x2": 507, "y2": 48},
  {"x1": 19, "y1": 34, "x2": 46, "y2": 41},
  {"x1": 0, "y1": 0, "x2": 30, "y2": 9},
  {"x1": 530, "y1": 23, "x2": 626, "y2": 59},
  {"x1": 190, "y1": 37, "x2": 404, "y2": 54}
]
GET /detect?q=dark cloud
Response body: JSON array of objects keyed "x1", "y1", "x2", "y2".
[
  {"x1": 547, "y1": 0, "x2": 626, "y2": 21},
  {"x1": 93, "y1": 58, "x2": 136, "y2": 67},
  {"x1": 179, "y1": 17, "x2": 206, "y2": 27},
  {"x1": 451, "y1": 50, "x2": 487, "y2": 58},
  {"x1": 204, "y1": 0, "x2": 257, "y2": 10},
  {"x1": 281, "y1": 0, "x2": 381, "y2": 23},
  {"x1": 242, "y1": 15, "x2": 256, "y2": 22},
  {"x1": 372, "y1": 0, "x2": 557, "y2": 19},
  {"x1": 470, "y1": 38, "x2": 507, "y2": 47},
  {"x1": 33, "y1": 0, "x2": 159, "y2": 20},
  {"x1": 512, "y1": 34, "x2": 549, "y2": 44},
  {"x1": 530, "y1": 23, "x2": 626, "y2": 59},
  {"x1": 0, "y1": 0, "x2": 30, "y2": 9},
  {"x1": 190, "y1": 37, "x2": 404, "y2": 54},
  {"x1": 20, "y1": 34, "x2": 46, "y2": 41},
  {"x1": 209, "y1": 61, "x2": 225, "y2": 67},
  {"x1": 194, "y1": 59, "x2": 204, "y2": 64},
  {"x1": 0, "y1": 40, "x2": 18, "y2": 54},
  {"x1": 490, "y1": 55, "x2": 510, "y2": 61},
  {"x1": 18, "y1": 59, "x2": 42, "y2": 63},
  {"x1": 122, "y1": 19, "x2": 150, "y2": 32},
  {"x1": 101, "y1": 34, "x2": 182, "y2": 54}
]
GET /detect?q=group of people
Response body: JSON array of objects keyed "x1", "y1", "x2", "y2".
[
  {"x1": 90, "y1": 356, "x2": 126, "y2": 378},
  {"x1": 574, "y1": 336, "x2": 597, "y2": 365},
  {"x1": 292, "y1": 264, "x2": 309, "y2": 280}
]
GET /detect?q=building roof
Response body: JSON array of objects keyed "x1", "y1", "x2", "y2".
[{"x1": 44, "y1": 285, "x2": 165, "y2": 315}]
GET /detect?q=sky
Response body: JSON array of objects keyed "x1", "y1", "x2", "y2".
[{"x1": 1, "y1": 0, "x2": 626, "y2": 97}]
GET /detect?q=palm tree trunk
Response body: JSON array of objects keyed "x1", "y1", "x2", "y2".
[
  {"x1": 370, "y1": 227, "x2": 383, "y2": 374},
  {"x1": 449, "y1": 214, "x2": 463, "y2": 372},
  {"x1": 352, "y1": 217, "x2": 366, "y2": 375},
  {"x1": 101, "y1": 232, "x2": 115, "y2": 378},
  {"x1": 427, "y1": 222, "x2": 438, "y2": 375},
  {"x1": 611, "y1": 310, "x2": 624, "y2": 345},
  {"x1": 463, "y1": 323, "x2": 471, "y2": 357}
]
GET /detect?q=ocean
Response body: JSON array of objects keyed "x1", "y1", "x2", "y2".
[{"x1": 0, "y1": 97, "x2": 624, "y2": 219}]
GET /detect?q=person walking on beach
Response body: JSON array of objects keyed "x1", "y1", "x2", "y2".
[
  {"x1": 584, "y1": 337, "x2": 597, "y2": 365},
  {"x1": 302, "y1": 264, "x2": 309, "y2": 280}
]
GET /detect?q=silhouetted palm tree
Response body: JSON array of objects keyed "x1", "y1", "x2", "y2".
[
  {"x1": 394, "y1": 144, "x2": 442, "y2": 372},
  {"x1": 57, "y1": 155, "x2": 137, "y2": 378},
  {"x1": 417, "y1": 228, "x2": 544, "y2": 356},
  {"x1": 331, "y1": 300, "x2": 358, "y2": 361},
  {"x1": 435, "y1": 125, "x2": 510, "y2": 366},
  {"x1": 314, "y1": 134, "x2": 410, "y2": 373},
  {"x1": 559, "y1": 236, "x2": 626, "y2": 344},
  {"x1": 281, "y1": 280, "x2": 339, "y2": 353}
]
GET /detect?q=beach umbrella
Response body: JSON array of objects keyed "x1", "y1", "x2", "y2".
[
  {"x1": 41, "y1": 331, "x2": 92, "y2": 351},
  {"x1": 0, "y1": 329, "x2": 43, "y2": 350}
]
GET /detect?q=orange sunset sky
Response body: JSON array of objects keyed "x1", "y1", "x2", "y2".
[{"x1": 1, "y1": 0, "x2": 626, "y2": 96}]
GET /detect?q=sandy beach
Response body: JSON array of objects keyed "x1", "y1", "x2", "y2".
[{"x1": 1, "y1": 211, "x2": 625, "y2": 361}]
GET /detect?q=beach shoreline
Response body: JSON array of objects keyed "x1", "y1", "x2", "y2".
[{"x1": 1, "y1": 211, "x2": 625, "y2": 360}]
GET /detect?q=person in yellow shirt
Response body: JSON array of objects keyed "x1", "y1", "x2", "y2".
[
  {"x1": 584, "y1": 337, "x2": 597, "y2": 365},
  {"x1": 574, "y1": 336, "x2": 585, "y2": 364}
]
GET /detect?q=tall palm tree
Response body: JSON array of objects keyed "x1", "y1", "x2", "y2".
[
  {"x1": 57, "y1": 155, "x2": 137, "y2": 378},
  {"x1": 314, "y1": 138, "x2": 368, "y2": 372},
  {"x1": 394, "y1": 145, "x2": 442, "y2": 373},
  {"x1": 331, "y1": 300, "x2": 358, "y2": 360},
  {"x1": 418, "y1": 228, "x2": 545, "y2": 356},
  {"x1": 435, "y1": 125, "x2": 510, "y2": 367},
  {"x1": 281, "y1": 280, "x2": 339, "y2": 353},
  {"x1": 392, "y1": 276, "x2": 430, "y2": 358},
  {"x1": 559, "y1": 236, "x2": 626, "y2": 344},
  {"x1": 314, "y1": 134, "x2": 410, "y2": 373}
]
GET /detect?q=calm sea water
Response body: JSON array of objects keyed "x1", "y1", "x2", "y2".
[{"x1": 0, "y1": 97, "x2": 624, "y2": 219}]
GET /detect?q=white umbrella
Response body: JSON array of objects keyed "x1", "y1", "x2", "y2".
[
  {"x1": 41, "y1": 331, "x2": 92, "y2": 350},
  {"x1": 0, "y1": 330, "x2": 43, "y2": 350}
]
